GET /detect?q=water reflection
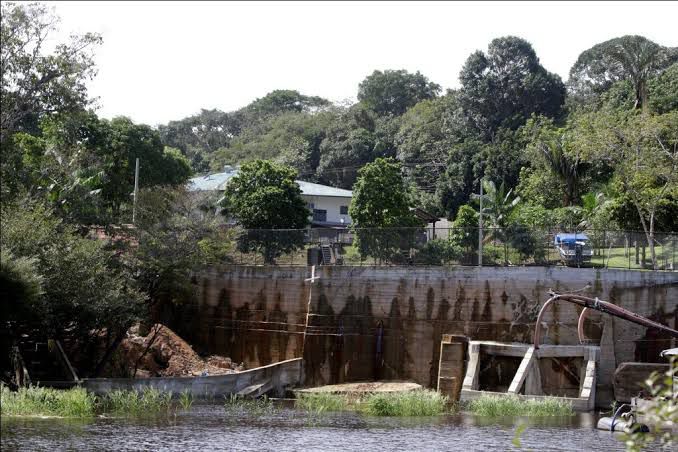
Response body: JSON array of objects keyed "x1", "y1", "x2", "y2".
[{"x1": 1, "y1": 403, "x2": 626, "y2": 451}]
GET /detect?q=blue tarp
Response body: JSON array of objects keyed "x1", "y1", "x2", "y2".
[{"x1": 555, "y1": 233, "x2": 589, "y2": 245}]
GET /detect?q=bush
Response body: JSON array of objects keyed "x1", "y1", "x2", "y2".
[{"x1": 414, "y1": 239, "x2": 462, "y2": 265}]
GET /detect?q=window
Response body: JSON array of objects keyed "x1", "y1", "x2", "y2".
[
  {"x1": 340, "y1": 205, "x2": 348, "y2": 215},
  {"x1": 313, "y1": 209, "x2": 327, "y2": 222}
]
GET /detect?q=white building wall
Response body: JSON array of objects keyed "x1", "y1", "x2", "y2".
[{"x1": 302, "y1": 195, "x2": 352, "y2": 225}]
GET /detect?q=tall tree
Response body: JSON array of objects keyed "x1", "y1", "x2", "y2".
[
  {"x1": 358, "y1": 69, "x2": 441, "y2": 116},
  {"x1": 574, "y1": 110, "x2": 678, "y2": 269},
  {"x1": 458, "y1": 36, "x2": 566, "y2": 139},
  {"x1": 569, "y1": 35, "x2": 677, "y2": 112},
  {"x1": 349, "y1": 158, "x2": 423, "y2": 262},
  {"x1": 223, "y1": 160, "x2": 309, "y2": 264},
  {"x1": 0, "y1": 2, "x2": 101, "y2": 142}
]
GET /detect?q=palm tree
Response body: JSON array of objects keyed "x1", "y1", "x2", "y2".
[
  {"x1": 474, "y1": 179, "x2": 521, "y2": 229},
  {"x1": 538, "y1": 135, "x2": 585, "y2": 207}
]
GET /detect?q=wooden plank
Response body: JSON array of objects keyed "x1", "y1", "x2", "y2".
[
  {"x1": 614, "y1": 362, "x2": 670, "y2": 403},
  {"x1": 508, "y1": 346, "x2": 535, "y2": 394}
]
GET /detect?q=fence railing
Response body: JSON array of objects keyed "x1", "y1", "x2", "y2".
[{"x1": 221, "y1": 226, "x2": 678, "y2": 271}]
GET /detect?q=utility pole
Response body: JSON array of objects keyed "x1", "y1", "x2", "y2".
[
  {"x1": 478, "y1": 180, "x2": 483, "y2": 267},
  {"x1": 132, "y1": 158, "x2": 140, "y2": 224}
]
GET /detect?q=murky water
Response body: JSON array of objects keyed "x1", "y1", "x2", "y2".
[{"x1": 1, "y1": 402, "x2": 633, "y2": 451}]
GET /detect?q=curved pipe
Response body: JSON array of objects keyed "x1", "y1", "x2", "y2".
[
  {"x1": 533, "y1": 296, "x2": 558, "y2": 349},
  {"x1": 578, "y1": 307, "x2": 591, "y2": 344},
  {"x1": 534, "y1": 291, "x2": 678, "y2": 350}
]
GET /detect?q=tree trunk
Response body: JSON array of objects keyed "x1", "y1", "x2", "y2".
[{"x1": 92, "y1": 327, "x2": 129, "y2": 377}]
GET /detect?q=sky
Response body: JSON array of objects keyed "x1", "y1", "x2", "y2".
[{"x1": 49, "y1": 1, "x2": 678, "y2": 127}]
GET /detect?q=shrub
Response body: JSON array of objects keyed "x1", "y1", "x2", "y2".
[
  {"x1": 295, "y1": 392, "x2": 348, "y2": 412},
  {"x1": 468, "y1": 395, "x2": 573, "y2": 417}
]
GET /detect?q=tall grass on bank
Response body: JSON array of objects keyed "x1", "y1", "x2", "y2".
[
  {"x1": 360, "y1": 390, "x2": 449, "y2": 417},
  {"x1": 0, "y1": 385, "x2": 95, "y2": 418},
  {"x1": 295, "y1": 392, "x2": 348, "y2": 412},
  {"x1": 99, "y1": 387, "x2": 173, "y2": 416},
  {"x1": 468, "y1": 395, "x2": 574, "y2": 417}
]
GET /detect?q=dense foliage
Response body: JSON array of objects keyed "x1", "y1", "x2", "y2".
[{"x1": 223, "y1": 160, "x2": 310, "y2": 263}]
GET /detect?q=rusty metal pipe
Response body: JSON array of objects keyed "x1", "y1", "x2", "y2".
[
  {"x1": 534, "y1": 291, "x2": 678, "y2": 349},
  {"x1": 533, "y1": 296, "x2": 558, "y2": 349}
]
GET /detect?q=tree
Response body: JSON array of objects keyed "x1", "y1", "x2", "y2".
[
  {"x1": 245, "y1": 89, "x2": 330, "y2": 118},
  {"x1": 458, "y1": 36, "x2": 566, "y2": 139},
  {"x1": 569, "y1": 35, "x2": 677, "y2": 112},
  {"x1": 0, "y1": 200, "x2": 146, "y2": 375},
  {"x1": 574, "y1": 110, "x2": 678, "y2": 269},
  {"x1": 158, "y1": 109, "x2": 241, "y2": 173},
  {"x1": 357, "y1": 69, "x2": 441, "y2": 116},
  {"x1": 124, "y1": 186, "x2": 236, "y2": 309},
  {"x1": 475, "y1": 179, "x2": 521, "y2": 230},
  {"x1": 648, "y1": 63, "x2": 678, "y2": 114},
  {"x1": 349, "y1": 158, "x2": 423, "y2": 262},
  {"x1": 9, "y1": 113, "x2": 192, "y2": 224},
  {"x1": 0, "y1": 2, "x2": 101, "y2": 142},
  {"x1": 316, "y1": 104, "x2": 388, "y2": 188},
  {"x1": 396, "y1": 95, "x2": 460, "y2": 197},
  {"x1": 522, "y1": 117, "x2": 590, "y2": 206},
  {"x1": 223, "y1": 160, "x2": 309, "y2": 263}
]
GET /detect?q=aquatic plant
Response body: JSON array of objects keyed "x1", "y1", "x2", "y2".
[
  {"x1": 0, "y1": 385, "x2": 95, "y2": 418},
  {"x1": 179, "y1": 390, "x2": 194, "y2": 411},
  {"x1": 295, "y1": 392, "x2": 348, "y2": 412},
  {"x1": 468, "y1": 395, "x2": 574, "y2": 417},
  {"x1": 224, "y1": 394, "x2": 276, "y2": 416},
  {"x1": 359, "y1": 390, "x2": 449, "y2": 417},
  {"x1": 99, "y1": 387, "x2": 173, "y2": 416}
]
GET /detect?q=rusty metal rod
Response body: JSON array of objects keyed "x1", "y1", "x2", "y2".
[{"x1": 534, "y1": 291, "x2": 678, "y2": 349}]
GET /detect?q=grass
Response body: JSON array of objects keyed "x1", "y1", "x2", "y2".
[
  {"x1": 468, "y1": 395, "x2": 574, "y2": 417},
  {"x1": 0, "y1": 385, "x2": 177, "y2": 418},
  {"x1": 0, "y1": 385, "x2": 95, "y2": 418},
  {"x1": 224, "y1": 394, "x2": 276, "y2": 416},
  {"x1": 359, "y1": 390, "x2": 449, "y2": 417},
  {"x1": 179, "y1": 390, "x2": 194, "y2": 411},
  {"x1": 294, "y1": 389, "x2": 450, "y2": 417},
  {"x1": 295, "y1": 392, "x2": 348, "y2": 412},
  {"x1": 97, "y1": 387, "x2": 173, "y2": 416}
]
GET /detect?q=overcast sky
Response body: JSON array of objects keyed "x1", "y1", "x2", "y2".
[{"x1": 51, "y1": 1, "x2": 678, "y2": 126}]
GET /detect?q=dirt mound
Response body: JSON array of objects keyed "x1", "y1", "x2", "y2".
[{"x1": 113, "y1": 324, "x2": 243, "y2": 378}]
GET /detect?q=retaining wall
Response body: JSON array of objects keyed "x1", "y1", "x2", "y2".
[{"x1": 164, "y1": 266, "x2": 678, "y2": 405}]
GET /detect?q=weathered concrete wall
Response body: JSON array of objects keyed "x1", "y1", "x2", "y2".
[{"x1": 166, "y1": 266, "x2": 677, "y2": 403}]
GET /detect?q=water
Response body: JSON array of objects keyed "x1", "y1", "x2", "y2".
[{"x1": 1, "y1": 402, "x2": 630, "y2": 451}]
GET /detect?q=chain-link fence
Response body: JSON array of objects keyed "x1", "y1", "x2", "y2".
[{"x1": 221, "y1": 227, "x2": 678, "y2": 271}]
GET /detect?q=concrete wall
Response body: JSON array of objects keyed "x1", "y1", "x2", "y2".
[{"x1": 165, "y1": 266, "x2": 677, "y2": 403}]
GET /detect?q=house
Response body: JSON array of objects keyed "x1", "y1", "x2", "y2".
[{"x1": 187, "y1": 166, "x2": 353, "y2": 227}]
